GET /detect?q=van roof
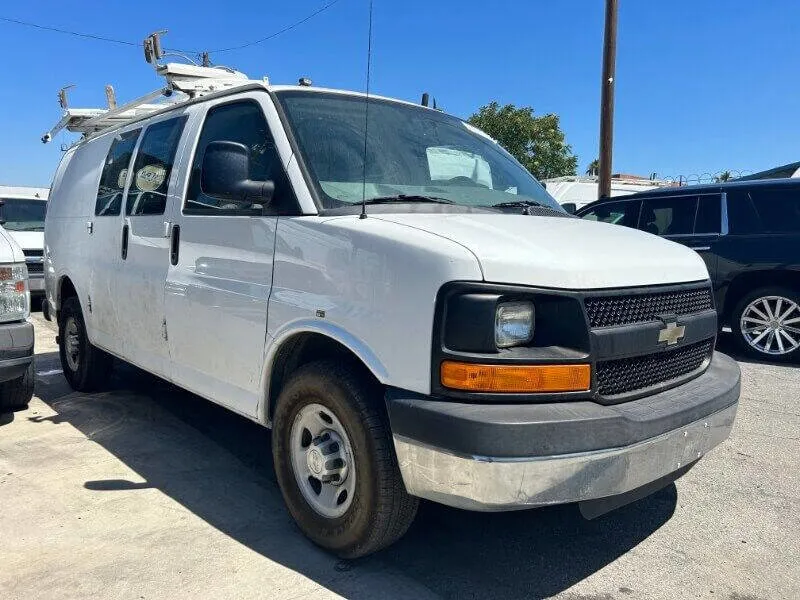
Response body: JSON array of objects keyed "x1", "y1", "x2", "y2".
[{"x1": 53, "y1": 76, "x2": 446, "y2": 149}]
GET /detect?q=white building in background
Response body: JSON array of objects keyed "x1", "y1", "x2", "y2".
[{"x1": 543, "y1": 175, "x2": 673, "y2": 211}]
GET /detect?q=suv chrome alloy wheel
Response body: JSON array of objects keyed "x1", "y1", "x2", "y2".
[
  {"x1": 64, "y1": 317, "x2": 81, "y2": 372},
  {"x1": 740, "y1": 295, "x2": 800, "y2": 356},
  {"x1": 290, "y1": 403, "x2": 356, "y2": 518}
]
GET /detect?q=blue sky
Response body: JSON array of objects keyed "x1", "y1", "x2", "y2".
[{"x1": 1, "y1": 0, "x2": 799, "y2": 187}]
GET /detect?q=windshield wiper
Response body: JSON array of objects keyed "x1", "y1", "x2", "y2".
[
  {"x1": 363, "y1": 194, "x2": 455, "y2": 205},
  {"x1": 489, "y1": 200, "x2": 548, "y2": 209}
]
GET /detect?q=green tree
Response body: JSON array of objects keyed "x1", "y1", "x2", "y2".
[
  {"x1": 715, "y1": 171, "x2": 732, "y2": 182},
  {"x1": 468, "y1": 102, "x2": 578, "y2": 180},
  {"x1": 586, "y1": 158, "x2": 600, "y2": 176}
]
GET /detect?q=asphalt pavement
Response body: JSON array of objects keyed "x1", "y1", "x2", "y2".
[{"x1": 0, "y1": 313, "x2": 797, "y2": 600}]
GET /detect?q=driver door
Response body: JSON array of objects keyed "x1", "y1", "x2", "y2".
[{"x1": 164, "y1": 93, "x2": 286, "y2": 417}]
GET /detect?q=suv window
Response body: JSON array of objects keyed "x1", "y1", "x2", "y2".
[
  {"x1": 639, "y1": 196, "x2": 697, "y2": 236},
  {"x1": 581, "y1": 200, "x2": 640, "y2": 228},
  {"x1": 186, "y1": 101, "x2": 282, "y2": 214},
  {"x1": 95, "y1": 129, "x2": 140, "y2": 216},
  {"x1": 126, "y1": 117, "x2": 187, "y2": 216},
  {"x1": 748, "y1": 187, "x2": 800, "y2": 233},
  {"x1": 726, "y1": 191, "x2": 759, "y2": 234},
  {"x1": 694, "y1": 195, "x2": 722, "y2": 234}
]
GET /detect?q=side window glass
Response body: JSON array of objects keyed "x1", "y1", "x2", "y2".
[
  {"x1": 749, "y1": 188, "x2": 800, "y2": 233},
  {"x1": 726, "y1": 191, "x2": 760, "y2": 234},
  {"x1": 186, "y1": 101, "x2": 281, "y2": 214},
  {"x1": 126, "y1": 117, "x2": 187, "y2": 216},
  {"x1": 95, "y1": 129, "x2": 140, "y2": 216},
  {"x1": 639, "y1": 196, "x2": 697, "y2": 236},
  {"x1": 695, "y1": 195, "x2": 722, "y2": 234},
  {"x1": 581, "y1": 200, "x2": 639, "y2": 228}
]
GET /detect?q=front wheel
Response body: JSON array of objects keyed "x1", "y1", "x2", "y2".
[
  {"x1": 58, "y1": 297, "x2": 114, "y2": 391},
  {"x1": 732, "y1": 287, "x2": 800, "y2": 360},
  {"x1": 0, "y1": 361, "x2": 34, "y2": 412},
  {"x1": 272, "y1": 360, "x2": 418, "y2": 558}
]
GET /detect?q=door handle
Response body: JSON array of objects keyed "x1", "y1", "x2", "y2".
[
  {"x1": 121, "y1": 224, "x2": 129, "y2": 260},
  {"x1": 170, "y1": 224, "x2": 180, "y2": 266}
]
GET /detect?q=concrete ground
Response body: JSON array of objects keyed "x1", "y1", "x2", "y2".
[{"x1": 0, "y1": 313, "x2": 798, "y2": 600}]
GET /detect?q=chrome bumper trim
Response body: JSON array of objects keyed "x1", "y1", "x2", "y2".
[{"x1": 393, "y1": 402, "x2": 737, "y2": 511}]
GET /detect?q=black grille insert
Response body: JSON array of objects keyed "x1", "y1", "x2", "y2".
[
  {"x1": 597, "y1": 339, "x2": 713, "y2": 398},
  {"x1": 585, "y1": 287, "x2": 713, "y2": 328},
  {"x1": 26, "y1": 262, "x2": 44, "y2": 274}
]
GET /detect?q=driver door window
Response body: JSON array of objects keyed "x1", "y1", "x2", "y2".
[{"x1": 185, "y1": 101, "x2": 283, "y2": 214}]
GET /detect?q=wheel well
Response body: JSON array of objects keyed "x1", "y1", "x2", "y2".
[
  {"x1": 722, "y1": 270, "x2": 800, "y2": 322},
  {"x1": 57, "y1": 276, "x2": 78, "y2": 322},
  {"x1": 267, "y1": 332, "x2": 380, "y2": 423}
]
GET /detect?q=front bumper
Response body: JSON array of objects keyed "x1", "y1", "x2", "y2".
[
  {"x1": 388, "y1": 352, "x2": 740, "y2": 511},
  {"x1": 0, "y1": 320, "x2": 34, "y2": 383}
]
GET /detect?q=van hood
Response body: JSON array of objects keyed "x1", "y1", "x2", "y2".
[
  {"x1": 4, "y1": 230, "x2": 43, "y2": 251},
  {"x1": 372, "y1": 213, "x2": 709, "y2": 289}
]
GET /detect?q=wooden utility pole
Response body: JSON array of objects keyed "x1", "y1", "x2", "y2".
[{"x1": 598, "y1": 0, "x2": 618, "y2": 199}]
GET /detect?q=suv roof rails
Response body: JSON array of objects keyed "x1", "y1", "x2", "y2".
[{"x1": 42, "y1": 32, "x2": 251, "y2": 144}]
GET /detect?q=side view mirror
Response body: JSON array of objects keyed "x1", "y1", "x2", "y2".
[
  {"x1": 201, "y1": 141, "x2": 274, "y2": 210},
  {"x1": 562, "y1": 202, "x2": 577, "y2": 215}
]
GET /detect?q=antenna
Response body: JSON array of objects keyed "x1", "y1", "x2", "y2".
[{"x1": 360, "y1": 0, "x2": 374, "y2": 220}]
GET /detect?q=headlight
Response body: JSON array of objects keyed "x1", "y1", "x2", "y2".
[
  {"x1": 0, "y1": 263, "x2": 30, "y2": 323},
  {"x1": 495, "y1": 301, "x2": 534, "y2": 348}
]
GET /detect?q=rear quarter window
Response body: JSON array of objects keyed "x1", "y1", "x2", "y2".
[{"x1": 748, "y1": 187, "x2": 800, "y2": 233}]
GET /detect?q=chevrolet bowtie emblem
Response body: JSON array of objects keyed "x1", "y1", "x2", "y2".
[{"x1": 658, "y1": 322, "x2": 686, "y2": 345}]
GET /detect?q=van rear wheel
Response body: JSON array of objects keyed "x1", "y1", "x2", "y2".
[
  {"x1": 58, "y1": 297, "x2": 113, "y2": 391},
  {"x1": 272, "y1": 360, "x2": 418, "y2": 558}
]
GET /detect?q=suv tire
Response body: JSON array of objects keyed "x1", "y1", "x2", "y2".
[
  {"x1": 272, "y1": 360, "x2": 418, "y2": 558},
  {"x1": 731, "y1": 286, "x2": 800, "y2": 361},
  {"x1": 59, "y1": 297, "x2": 114, "y2": 391},
  {"x1": 0, "y1": 361, "x2": 34, "y2": 412}
]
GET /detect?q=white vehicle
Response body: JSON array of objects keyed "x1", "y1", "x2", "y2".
[
  {"x1": 0, "y1": 225, "x2": 33, "y2": 412},
  {"x1": 43, "y1": 54, "x2": 740, "y2": 557},
  {"x1": 544, "y1": 175, "x2": 666, "y2": 212},
  {"x1": 0, "y1": 186, "x2": 48, "y2": 300}
]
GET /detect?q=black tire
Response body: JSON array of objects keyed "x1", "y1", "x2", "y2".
[
  {"x1": 58, "y1": 296, "x2": 114, "y2": 391},
  {"x1": 731, "y1": 286, "x2": 800, "y2": 361},
  {"x1": 0, "y1": 361, "x2": 34, "y2": 412},
  {"x1": 272, "y1": 360, "x2": 418, "y2": 558}
]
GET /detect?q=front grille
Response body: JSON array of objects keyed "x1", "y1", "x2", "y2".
[
  {"x1": 596, "y1": 339, "x2": 713, "y2": 398},
  {"x1": 585, "y1": 286, "x2": 713, "y2": 328},
  {"x1": 26, "y1": 261, "x2": 43, "y2": 274}
]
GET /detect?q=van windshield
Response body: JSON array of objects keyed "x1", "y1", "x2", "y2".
[
  {"x1": 276, "y1": 91, "x2": 561, "y2": 211},
  {"x1": 0, "y1": 199, "x2": 47, "y2": 231}
]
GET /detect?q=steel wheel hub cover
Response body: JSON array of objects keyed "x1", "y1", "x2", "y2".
[{"x1": 290, "y1": 403, "x2": 356, "y2": 518}]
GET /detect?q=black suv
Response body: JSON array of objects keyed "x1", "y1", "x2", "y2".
[{"x1": 576, "y1": 178, "x2": 800, "y2": 361}]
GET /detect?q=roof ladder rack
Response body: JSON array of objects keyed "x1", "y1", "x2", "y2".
[{"x1": 43, "y1": 31, "x2": 250, "y2": 144}]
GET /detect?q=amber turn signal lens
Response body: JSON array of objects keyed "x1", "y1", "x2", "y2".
[{"x1": 440, "y1": 361, "x2": 591, "y2": 393}]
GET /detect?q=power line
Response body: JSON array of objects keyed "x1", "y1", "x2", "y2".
[
  {"x1": 0, "y1": 16, "x2": 139, "y2": 47},
  {"x1": 0, "y1": 2, "x2": 342, "y2": 57},
  {"x1": 207, "y1": 0, "x2": 342, "y2": 53}
]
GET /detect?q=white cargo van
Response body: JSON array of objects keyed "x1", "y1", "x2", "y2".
[
  {"x1": 0, "y1": 186, "x2": 48, "y2": 300},
  {"x1": 0, "y1": 225, "x2": 34, "y2": 412},
  {"x1": 43, "y1": 61, "x2": 741, "y2": 557}
]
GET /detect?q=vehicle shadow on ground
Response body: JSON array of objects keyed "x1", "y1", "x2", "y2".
[{"x1": 31, "y1": 350, "x2": 677, "y2": 600}]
